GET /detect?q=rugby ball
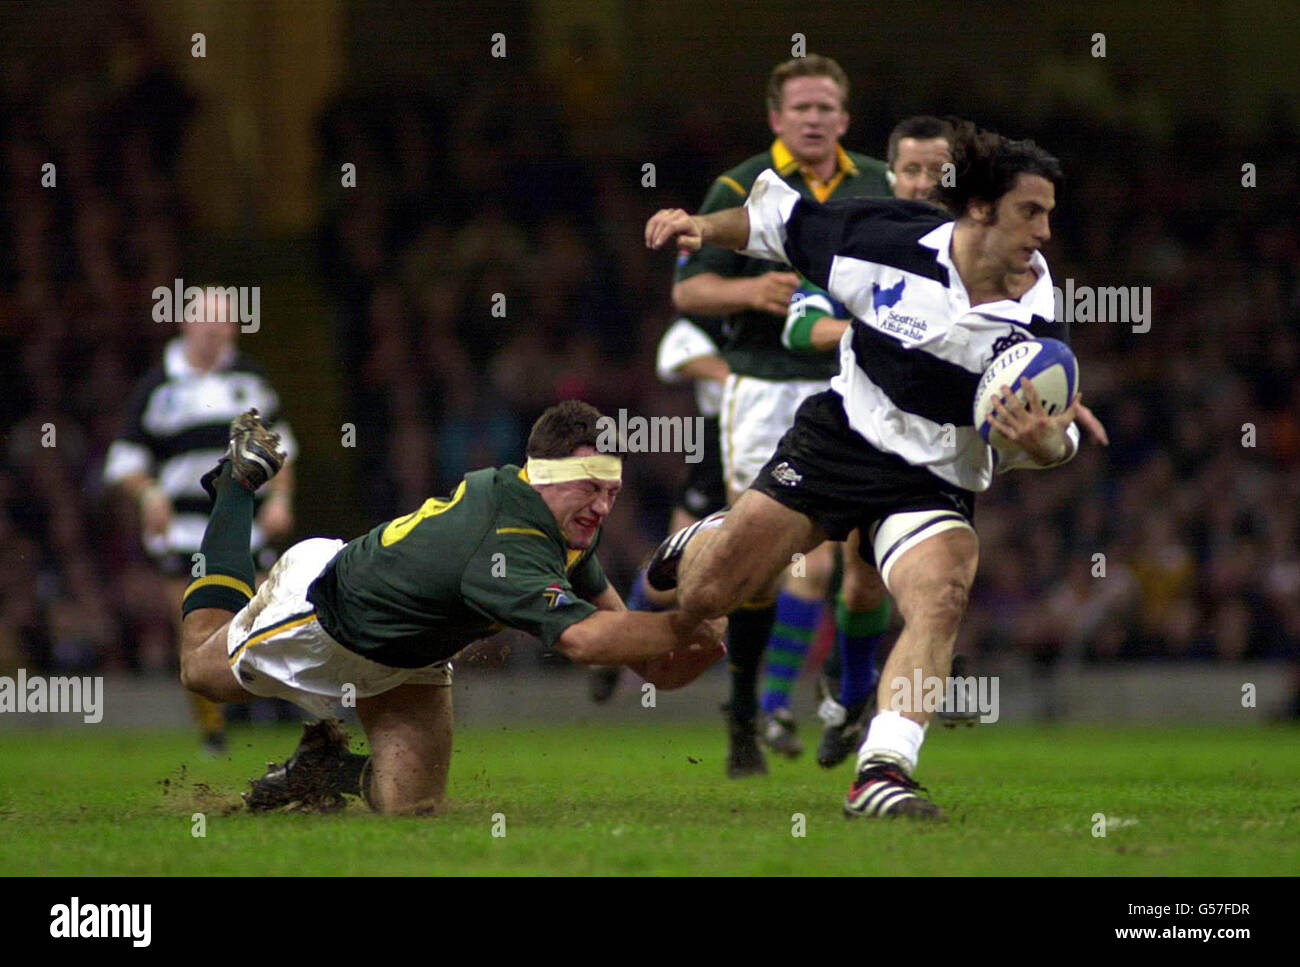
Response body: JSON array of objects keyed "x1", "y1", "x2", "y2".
[{"x1": 973, "y1": 337, "x2": 1079, "y2": 450}]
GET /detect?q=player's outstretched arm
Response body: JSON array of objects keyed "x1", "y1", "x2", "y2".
[
  {"x1": 646, "y1": 207, "x2": 751, "y2": 254},
  {"x1": 651, "y1": 171, "x2": 842, "y2": 293},
  {"x1": 563, "y1": 588, "x2": 726, "y2": 690},
  {"x1": 555, "y1": 609, "x2": 726, "y2": 667}
]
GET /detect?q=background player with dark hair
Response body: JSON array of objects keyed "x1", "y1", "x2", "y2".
[
  {"x1": 671, "y1": 53, "x2": 892, "y2": 777},
  {"x1": 179, "y1": 402, "x2": 726, "y2": 814},
  {"x1": 104, "y1": 293, "x2": 296, "y2": 752},
  {"x1": 646, "y1": 121, "x2": 1109, "y2": 817},
  {"x1": 885, "y1": 115, "x2": 954, "y2": 201}
]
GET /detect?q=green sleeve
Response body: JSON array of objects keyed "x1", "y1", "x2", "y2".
[
  {"x1": 784, "y1": 306, "x2": 831, "y2": 351},
  {"x1": 460, "y1": 533, "x2": 597, "y2": 648},
  {"x1": 674, "y1": 176, "x2": 749, "y2": 283}
]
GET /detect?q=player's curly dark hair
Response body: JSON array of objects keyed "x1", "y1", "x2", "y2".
[
  {"x1": 527, "y1": 400, "x2": 610, "y2": 459},
  {"x1": 935, "y1": 119, "x2": 1063, "y2": 222}
]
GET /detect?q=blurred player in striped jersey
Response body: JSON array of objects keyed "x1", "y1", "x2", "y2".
[{"x1": 104, "y1": 292, "x2": 297, "y2": 752}]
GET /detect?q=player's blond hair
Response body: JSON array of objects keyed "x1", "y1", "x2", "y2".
[{"x1": 766, "y1": 55, "x2": 850, "y2": 112}]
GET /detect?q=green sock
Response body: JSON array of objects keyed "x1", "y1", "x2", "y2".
[{"x1": 182, "y1": 463, "x2": 257, "y2": 619}]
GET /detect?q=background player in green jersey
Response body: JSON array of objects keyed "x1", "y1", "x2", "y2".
[
  {"x1": 177, "y1": 402, "x2": 726, "y2": 815},
  {"x1": 671, "y1": 54, "x2": 892, "y2": 777}
]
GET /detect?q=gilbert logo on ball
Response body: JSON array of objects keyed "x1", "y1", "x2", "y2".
[{"x1": 973, "y1": 337, "x2": 1079, "y2": 450}]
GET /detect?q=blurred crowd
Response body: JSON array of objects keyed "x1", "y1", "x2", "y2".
[
  {"x1": 0, "y1": 19, "x2": 193, "y2": 674},
  {"x1": 0, "y1": 27, "x2": 1296, "y2": 690}
]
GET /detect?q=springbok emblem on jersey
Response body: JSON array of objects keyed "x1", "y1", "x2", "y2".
[{"x1": 542, "y1": 585, "x2": 575, "y2": 610}]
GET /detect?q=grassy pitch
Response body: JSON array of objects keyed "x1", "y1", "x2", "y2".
[{"x1": 0, "y1": 722, "x2": 1296, "y2": 876}]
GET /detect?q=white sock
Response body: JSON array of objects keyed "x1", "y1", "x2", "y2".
[{"x1": 857, "y1": 710, "x2": 928, "y2": 775}]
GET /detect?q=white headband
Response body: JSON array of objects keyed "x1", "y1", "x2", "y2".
[{"x1": 525, "y1": 455, "x2": 623, "y2": 485}]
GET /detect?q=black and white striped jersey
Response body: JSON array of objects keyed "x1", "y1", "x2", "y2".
[
  {"x1": 103, "y1": 338, "x2": 297, "y2": 562},
  {"x1": 741, "y1": 168, "x2": 1078, "y2": 493}
]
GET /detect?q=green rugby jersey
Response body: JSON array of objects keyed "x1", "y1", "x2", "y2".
[
  {"x1": 675, "y1": 139, "x2": 890, "y2": 381},
  {"x1": 306, "y1": 466, "x2": 608, "y2": 668}
]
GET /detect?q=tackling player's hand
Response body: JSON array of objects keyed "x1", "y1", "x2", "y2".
[
  {"x1": 645, "y1": 209, "x2": 704, "y2": 252},
  {"x1": 638, "y1": 639, "x2": 727, "y2": 690},
  {"x1": 668, "y1": 611, "x2": 728, "y2": 652},
  {"x1": 988, "y1": 380, "x2": 1079, "y2": 466},
  {"x1": 750, "y1": 271, "x2": 800, "y2": 316}
]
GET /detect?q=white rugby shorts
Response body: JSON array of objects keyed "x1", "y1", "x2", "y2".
[
  {"x1": 719, "y1": 374, "x2": 831, "y2": 494},
  {"x1": 226, "y1": 538, "x2": 452, "y2": 720}
]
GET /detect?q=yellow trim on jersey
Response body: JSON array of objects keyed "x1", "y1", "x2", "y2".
[
  {"x1": 497, "y1": 529, "x2": 584, "y2": 571},
  {"x1": 228, "y1": 612, "x2": 318, "y2": 665},
  {"x1": 771, "y1": 139, "x2": 798, "y2": 175},
  {"x1": 771, "y1": 139, "x2": 858, "y2": 202},
  {"x1": 381, "y1": 480, "x2": 468, "y2": 546},
  {"x1": 184, "y1": 573, "x2": 254, "y2": 601},
  {"x1": 835, "y1": 143, "x2": 860, "y2": 176},
  {"x1": 496, "y1": 527, "x2": 549, "y2": 538},
  {"x1": 716, "y1": 175, "x2": 747, "y2": 199},
  {"x1": 807, "y1": 172, "x2": 845, "y2": 203}
]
